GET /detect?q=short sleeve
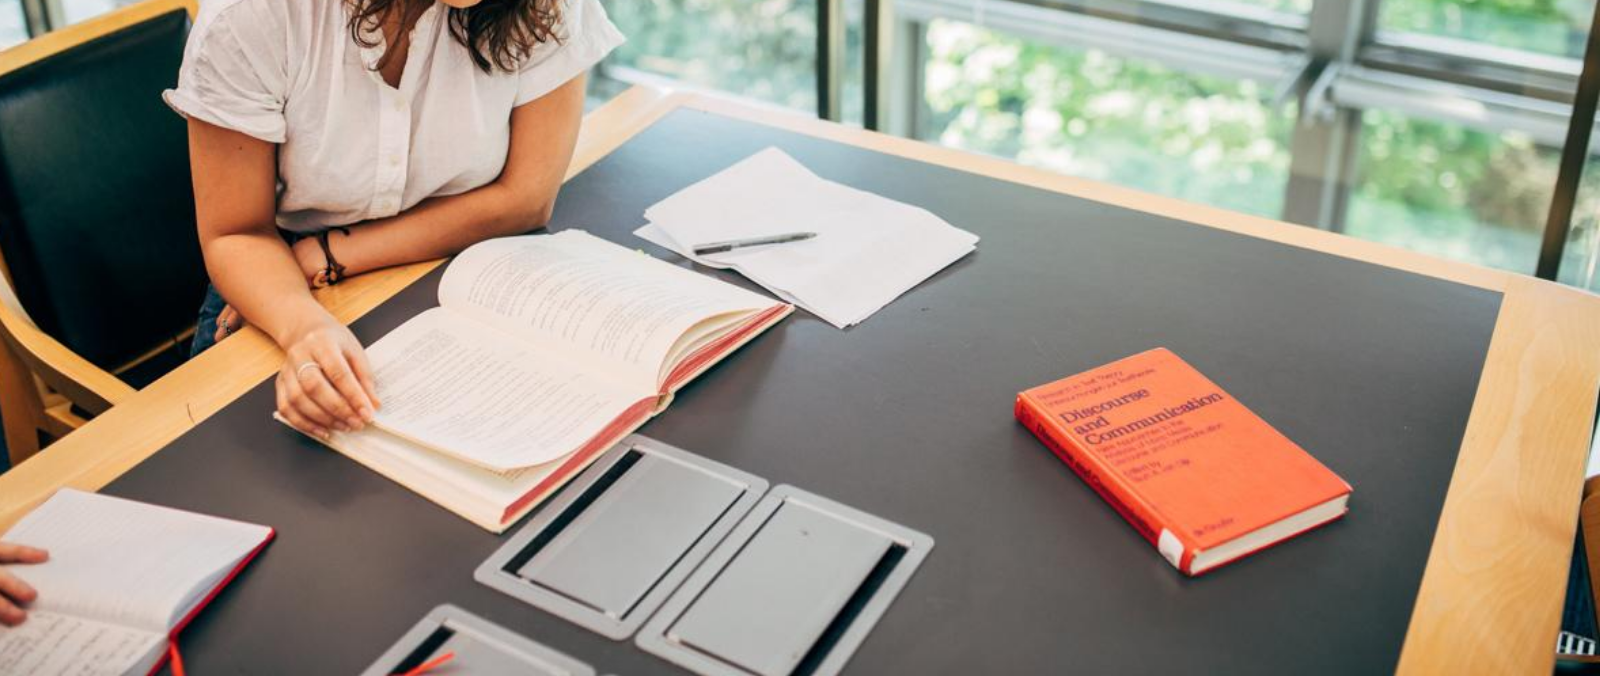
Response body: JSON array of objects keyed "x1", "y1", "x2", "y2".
[
  {"x1": 162, "y1": 0, "x2": 290, "y2": 143},
  {"x1": 515, "y1": 0, "x2": 626, "y2": 106}
]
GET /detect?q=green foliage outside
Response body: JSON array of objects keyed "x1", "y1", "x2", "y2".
[
  {"x1": 604, "y1": 0, "x2": 821, "y2": 112},
  {"x1": 919, "y1": 20, "x2": 1295, "y2": 219},
  {"x1": 600, "y1": 0, "x2": 1600, "y2": 287},
  {"x1": 1382, "y1": 0, "x2": 1596, "y2": 57}
]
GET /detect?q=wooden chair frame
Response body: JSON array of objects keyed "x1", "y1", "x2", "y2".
[
  {"x1": 1582, "y1": 473, "x2": 1600, "y2": 639},
  {"x1": 0, "y1": 0, "x2": 198, "y2": 467}
]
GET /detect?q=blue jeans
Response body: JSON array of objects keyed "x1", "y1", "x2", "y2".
[{"x1": 189, "y1": 284, "x2": 228, "y2": 358}]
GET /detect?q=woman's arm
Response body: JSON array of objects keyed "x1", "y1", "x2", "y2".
[
  {"x1": 190, "y1": 120, "x2": 378, "y2": 438},
  {"x1": 292, "y1": 74, "x2": 589, "y2": 281}
]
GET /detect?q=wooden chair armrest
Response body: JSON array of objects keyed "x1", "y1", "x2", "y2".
[{"x1": 0, "y1": 286, "x2": 134, "y2": 414}]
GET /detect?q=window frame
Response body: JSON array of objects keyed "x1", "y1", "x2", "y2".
[
  {"x1": 16, "y1": 0, "x2": 1600, "y2": 284},
  {"x1": 854, "y1": 0, "x2": 1599, "y2": 279}
]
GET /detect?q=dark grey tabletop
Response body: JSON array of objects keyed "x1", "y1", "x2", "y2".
[{"x1": 106, "y1": 108, "x2": 1501, "y2": 675}]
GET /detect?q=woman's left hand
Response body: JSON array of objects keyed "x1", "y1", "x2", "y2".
[{"x1": 215, "y1": 304, "x2": 244, "y2": 342}]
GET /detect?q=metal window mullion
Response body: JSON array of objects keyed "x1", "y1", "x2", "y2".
[
  {"x1": 888, "y1": 17, "x2": 924, "y2": 138},
  {"x1": 1537, "y1": 2, "x2": 1600, "y2": 280},
  {"x1": 864, "y1": 0, "x2": 892, "y2": 130},
  {"x1": 1009, "y1": 0, "x2": 1308, "y2": 50},
  {"x1": 19, "y1": 0, "x2": 50, "y2": 37},
  {"x1": 40, "y1": 0, "x2": 62, "y2": 30},
  {"x1": 1329, "y1": 66, "x2": 1577, "y2": 146},
  {"x1": 816, "y1": 0, "x2": 845, "y2": 121},
  {"x1": 897, "y1": 0, "x2": 1300, "y2": 85},
  {"x1": 1282, "y1": 0, "x2": 1375, "y2": 231}
]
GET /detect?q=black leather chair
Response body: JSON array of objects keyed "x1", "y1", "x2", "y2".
[{"x1": 0, "y1": 0, "x2": 203, "y2": 465}]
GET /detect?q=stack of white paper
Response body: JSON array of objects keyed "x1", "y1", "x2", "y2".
[{"x1": 636, "y1": 147, "x2": 978, "y2": 328}]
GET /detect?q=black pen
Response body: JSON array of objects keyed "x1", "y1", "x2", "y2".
[{"x1": 692, "y1": 232, "x2": 817, "y2": 255}]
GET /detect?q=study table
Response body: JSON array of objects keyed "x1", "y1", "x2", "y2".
[{"x1": 1, "y1": 86, "x2": 1598, "y2": 675}]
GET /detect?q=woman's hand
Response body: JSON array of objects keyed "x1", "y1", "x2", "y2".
[
  {"x1": 0, "y1": 543, "x2": 48, "y2": 626},
  {"x1": 275, "y1": 312, "x2": 380, "y2": 439},
  {"x1": 215, "y1": 304, "x2": 245, "y2": 343},
  {"x1": 292, "y1": 236, "x2": 327, "y2": 286}
]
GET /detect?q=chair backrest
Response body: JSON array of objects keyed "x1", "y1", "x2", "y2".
[{"x1": 0, "y1": 8, "x2": 205, "y2": 372}]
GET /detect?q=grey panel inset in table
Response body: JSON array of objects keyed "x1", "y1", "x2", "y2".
[
  {"x1": 358, "y1": 604, "x2": 595, "y2": 676},
  {"x1": 671, "y1": 503, "x2": 892, "y2": 675},
  {"x1": 476, "y1": 435, "x2": 769, "y2": 640},
  {"x1": 638, "y1": 485, "x2": 934, "y2": 676},
  {"x1": 519, "y1": 453, "x2": 745, "y2": 619}
]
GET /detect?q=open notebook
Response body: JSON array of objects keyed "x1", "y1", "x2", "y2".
[
  {"x1": 0, "y1": 489, "x2": 274, "y2": 676},
  {"x1": 302, "y1": 230, "x2": 791, "y2": 532}
]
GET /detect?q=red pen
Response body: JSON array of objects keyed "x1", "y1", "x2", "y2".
[{"x1": 397, "y1": 650, "x2": 455, "y2": 676}]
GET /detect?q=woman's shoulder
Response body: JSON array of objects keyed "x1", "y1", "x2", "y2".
[{"x1": 189, "y1": 0, "x2": 336, "y2": 44}]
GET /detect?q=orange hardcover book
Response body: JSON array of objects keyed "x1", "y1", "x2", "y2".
[{"x1": 1015, "y1": 347, "x2": 1351, "y2": 576}]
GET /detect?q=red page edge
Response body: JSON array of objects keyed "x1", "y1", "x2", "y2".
[
  {"x1": 146, "y1": 528, "x2": 277, "y2": 676},
  {"x1": 498, "y1": 398, "x2": 657, "y2": 524}
]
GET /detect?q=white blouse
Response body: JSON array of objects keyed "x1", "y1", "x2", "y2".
[{"x1": 165, "y1": 0, "x2": 624, "y2": 233}]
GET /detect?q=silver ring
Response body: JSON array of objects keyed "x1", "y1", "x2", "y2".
[{"x1": 295, "y1": 362, "x2": 322, "y2": 379}]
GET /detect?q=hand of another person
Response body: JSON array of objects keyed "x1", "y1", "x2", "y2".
[
  {"x1": 0, "y1": 543, "x2": 48, "y2": 626},
  {"x1": 275, "y1": 313, "x2": 380, "y2": 439}
]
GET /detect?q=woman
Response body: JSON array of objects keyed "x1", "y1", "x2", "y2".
[{"x1": 167, "y1": 0, "x2": 622, "y2": 439}]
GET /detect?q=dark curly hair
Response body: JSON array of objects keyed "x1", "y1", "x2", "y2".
[{"x1": 346, "y1": 0, "x2": 563, "y2": 73}]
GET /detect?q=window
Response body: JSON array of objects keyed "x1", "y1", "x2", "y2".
[
  {"x1": 601, "y1": 0, "x2": 820, "y2": 113},
  {"x1": 1378, "y1": 0, "x2": 1597, "y2": 59},
  {"x1": 1564, "y1": 207, "x2": 1600, "y2": 292},
  {"x1": 594, "y1": 0, "x2": 1600, "y2": 290},
  {"x1": 1223, "y1": 0, "x2": 1312, "y2": 14},
  {"x1": 0, "y1": 0, "x2": 26, "y2": 49},
  {"x1": 918, "y1": 18, "x2": 1295, "y2": 218},
  {"x1": 1563, "y1": 146, "x2": 1600, "y2": 292},
  {"x1": 1345, "y1": 110, "x2": 1552, "y2": 274},
  {"x1": 59, "y1": 0, "x2": 139, "y2": 27}
]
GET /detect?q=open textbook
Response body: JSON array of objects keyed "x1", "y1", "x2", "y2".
[
  {"x1": 0, "y1": 490, "x2": 273, "y2": 676},
  {"x1": 296, "y1": 230, "x2": 791, "y2": 532}
]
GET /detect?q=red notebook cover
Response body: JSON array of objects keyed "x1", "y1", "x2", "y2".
[
  {"x1": 145, "y1": 529, "x2": 276, "y2": 676},
  {"x1": 1015, "y1": 348, "x2": 1351, "y2": 575}
]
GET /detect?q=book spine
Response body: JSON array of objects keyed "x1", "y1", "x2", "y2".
[{"x1": 1015, "y1": 394, "x2": 1187, "y2": 571}]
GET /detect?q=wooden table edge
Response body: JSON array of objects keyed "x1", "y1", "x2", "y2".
[{"x1": 1, "y1": 86, "x2": 1594, "y2": 676}]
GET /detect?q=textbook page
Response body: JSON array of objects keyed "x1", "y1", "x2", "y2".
[
  {"x1": 329, "y1": 423, "x2": 560, "y2": 531},
  {"x1": 436, "y1": 231, "x2": 774, "y2": 392},
  {"x1": 0, "y1": 489, "x2": 271, "y2": 634},
  {"x1": 366, "y1": 307, "x2": 649, "y2": 470}
]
